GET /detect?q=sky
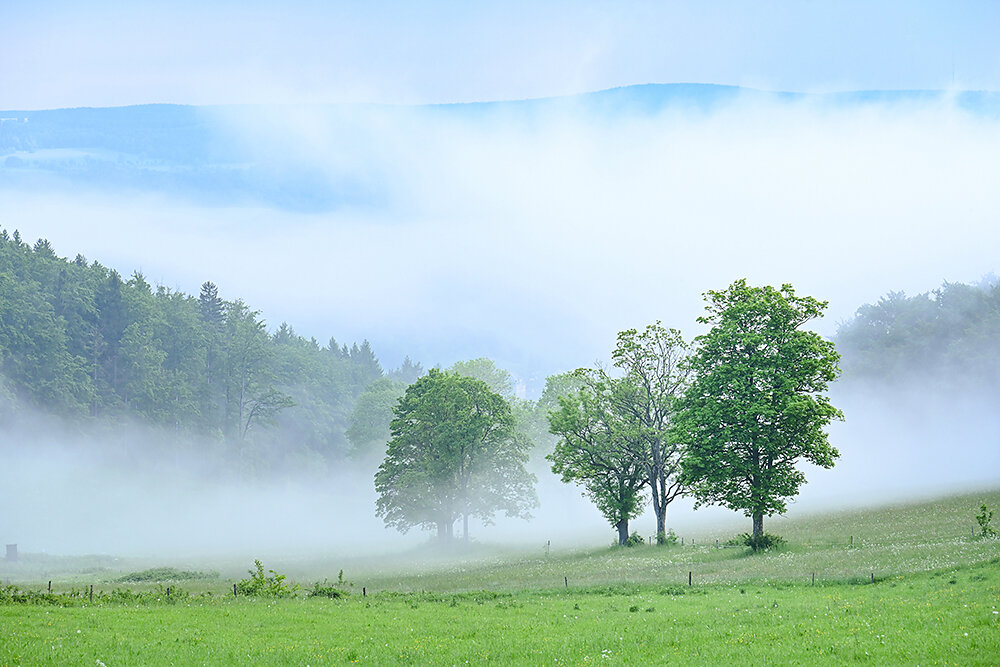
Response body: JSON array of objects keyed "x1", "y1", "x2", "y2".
[{"x1": 2, "y1": 1, "x2": 999, "y2": 109}]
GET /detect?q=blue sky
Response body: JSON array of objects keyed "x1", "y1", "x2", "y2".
[{"x1": 3, "y1": 1, "x2": 998, "y2": 108}]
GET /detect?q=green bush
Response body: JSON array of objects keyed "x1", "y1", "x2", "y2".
[
  {"x1": 235, "y1": 560, "x2": 299, "y2": 598},
  {"x1": 309, "y1": 578, "x2": 349, "y2": 599},
  {"x1": 975, "y1": 503, "x2": 997, "y2": 539},
  {"x1": 625, "y1": 532, "x2": 645, "y2": 547},
  {"x1": 657, "y1": 529, "x2": 679, "y2": 546},
  {"x1": 745, "y1": 532, "x2": 786, "y2": 552},
  {"x1": 726, "y1": 532, "x2": 786, "y2": 552}
]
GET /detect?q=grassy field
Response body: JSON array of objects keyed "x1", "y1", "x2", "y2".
[{"x1": 2, "y1": 489, "x2": 999, "y2": 664}]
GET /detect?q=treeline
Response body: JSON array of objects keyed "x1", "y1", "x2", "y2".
[
  {"x1": 0, "y1": 230, "x2": 423, "y2": 472},
  {"x1": 835, "y1": 278, "x2": 1000, "y2": 389}
]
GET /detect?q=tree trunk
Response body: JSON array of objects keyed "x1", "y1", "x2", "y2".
[
  {"x1": 655, "y1": 504, "x2": 667, "y2": 543},
  {"x1": 616, "y1": 519, "x2": 629, "y2": 546},
  {"x1": 463, "y1": 514, "x2": 469, "y2": 543},
  {"x1": 752, "y1": 512, "x2": 764, "y2": 540},
  {"x1": 437, "y1": 522, "x2": 447, "y2": 542}
]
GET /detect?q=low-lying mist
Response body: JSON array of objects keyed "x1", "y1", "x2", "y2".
[{"x1": 3, "y1": 374, "x2": 997, "y2": 561}]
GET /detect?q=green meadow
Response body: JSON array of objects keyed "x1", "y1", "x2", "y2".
[{"x1": 3, "y1": 489, "x2": 999, "y2": 665}]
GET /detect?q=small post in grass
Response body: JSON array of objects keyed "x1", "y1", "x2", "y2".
[
  {"x1": 89, "y1": 585, "x2": 93, "y2": 603},
  {"x1": 362, "y1": 587, "x2": 366, "y2": 597},
  {"x1": 688, "y1": 571, "x2": 692, "y2": 586},
  {"x1": 850, "y1": 535, "x2": 853, "y2": 547},
  {"x1": 716, "y1": 539, "x2": 719, "y2": 549},
  {"x1": 564, "y1": 576, "x2": 568, "y2": 589},
  {"x1": 871, "y1": 572, "x2": 874, "y2": 584},
  {"x1": 233, "y1": 583, "x2": 237, "y2": 598},
  {"x1": 812, "y1": 572, "x2": 815, "y2": 585},
  {"x1": 48, "y1": 581, "x2": 51, "y2": 594},
  {"x1": 167, "y1": 587, "x2": 170, "y2": 599}
]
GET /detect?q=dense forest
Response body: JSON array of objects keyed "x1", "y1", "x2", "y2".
[
  {"x1": 834, "y1": 278, "x2": 1000, "y2": 391},
  {"x1": 0, "y1": 230, "x2": 424, "y2": 474},
  {"x1": 3, "y1": 229, "x2": 996, "y2": 478}
]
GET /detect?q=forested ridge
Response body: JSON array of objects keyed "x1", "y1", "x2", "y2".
[
  {"x1": 835, "y1": 278, "x2": 1000, "y2": 389},
  {"x1": 0, "y1": 230, "x2": 423, "y2": 473}
]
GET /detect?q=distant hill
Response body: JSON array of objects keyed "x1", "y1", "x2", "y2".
[{"x1": 2, "y1": 84, "x2": 998, "y2": 212}]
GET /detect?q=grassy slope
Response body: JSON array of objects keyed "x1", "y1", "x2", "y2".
[{"x1": 2, "y1": 489, "x2": 999, "y2": 664}]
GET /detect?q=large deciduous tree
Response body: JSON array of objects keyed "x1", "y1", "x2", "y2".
[
  {"x1": 610, "y1": 323, "x2": 690, "y2": 543},
  {"x1": 676, "y1": 280, "x2": 842, "y2": 546},
  {"x1": 548, "y1": 376, "x2": 646, "y2": 546},
  {"x1": 375, "y1": 369, "x2": 536, "y2": 542}
]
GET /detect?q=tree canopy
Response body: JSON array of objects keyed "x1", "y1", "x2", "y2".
[
  {"x1": 676, "y1": 280, "x2": 842, "y2": 545},
  {"x1": 0, "y1": 230, "x2": 416, "y2": 475},
  {"x1": 375, "y1": 369, "x2": 536, "y2": 542},
  {"x1": 548, "y1": 375, "x2": 646, "y2": 546}
]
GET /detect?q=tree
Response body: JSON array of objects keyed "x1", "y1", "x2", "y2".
[
  {"x1": 346, "y1": 378, "x2": 406, "y2": 463},
  {"x1": 375, "y1": 369, "x2": 536, "y2": 542},
  {"x1": 609, "y1": 323, "x2": 690, "y2": 543},
  {"x1": 222, "y1": 300, "x2": 293, "y2": 442},
  {"x1": 676, "y1": 280, "x2": 842, "y2": 546},
  {"x1": 548, "y1": 376, "x2": 647, "y2": 545},
  {"x1": 448, "y1": 358, "x2": 515, "y2": 398}
]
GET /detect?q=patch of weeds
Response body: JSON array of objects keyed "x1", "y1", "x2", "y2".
[
  {"x1": 309, "y1": 579, "x2": 349, "y2": 599},
  {"x1": 235, "y1": 560, "x2": 298, "y2": 598}
]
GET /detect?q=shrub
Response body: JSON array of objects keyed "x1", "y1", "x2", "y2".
[
  {"x1": 308, "y1": 580, "x2": 348, "y2": 599},
  {"x1": 745, "y1": 532, "x2": 786, "y2": 552},
  {"x1": 976, "y1": 503, "x2": 997, "y2": 539},
  {"x1": 727, "y1": 532, "x2": 786, "y2": 552},
  {"x1": 624, "y1": 532, "x2": 645, "y2": 547},
  {"x1": 657, "y1": 529, "x2": 679, "y2": 546},
  {"x1": 235, "y1": 560, "x2": 299, "y2": 598}
]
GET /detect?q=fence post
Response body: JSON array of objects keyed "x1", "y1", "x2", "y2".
[
  {"x1": 233, "y1": 583, "x2": 237, "y2": 598},
  {"x1": 48, "y1": 581, "x2": 52, "y2": 594},
  {"x1": 688, "y1": 571, "x2": 692, "y2": 586},
  {"x1": 564, "y1": 576, "x2": 568, "y2": 589},
  {"x1": 89, "y1": 585, "x2": 93, "y2": 603},
  {"x1": 363, "y1": 587, "x2": 366, "y2": 597},
  {"x1": 812, "y1": 572, "x2": 815, "y2": 585}
]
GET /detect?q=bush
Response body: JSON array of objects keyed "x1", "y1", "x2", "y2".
[
  {"x1": 235, "y1": 560, "x2": 299, "y2": 598},
  {"x1": 624, "y1": 532, "x2": 645, "y2": 547},
  {"x1": 308, "y1": 580, "x2": 349, "y2": 599},
  {"x1": 745, "y1": 532, "x2": 786, "y2": 552},
  {"x1": 976, "y1": 503, "x2": 997, "y2": 539},
  {"x1": 657, "y1": 529, "x2": 679, "y2": 546},
  {"x1": 727, "y1": 532, "x2": 786, "y2": 552}
]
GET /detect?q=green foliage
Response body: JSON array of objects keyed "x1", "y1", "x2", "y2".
[
  {"x1": 548, "y1": 377, "x2": 646, "y2": 545},
  {"x1": 836, "y1": 279, "x2": 1000, "y2": 386},
  {"x1": 448, "y1": 358, "x2": 515, "y2": 398},
  {"x1": 732, "y1": 532, "x2": 787, "y2": 552},
  {"x1": 624, "y1": 532, "x2": 645, "y2": 547},
  {"x1": 657, "y1": 529, "x2": 678, "y2": 546},
  {"x1": 345, "y1": 378, "x2": 405, "y2": 462},
  {"x1": 677, "y1": 280, "x2": 842, "y2": 539},
  {"x1": 549, "y1": 323, "x2": 689, "y2": 546},
  {"x1": 308, "y1": 578, "x2": 350, "y2": 599},
  {"x1": 975, "y1": 503, "x2": 997, "y2": 538},
  {"x1": 0, "y1": 231, "x2": 405, "y2": 473},
  {"x1": 115, "y1": 567, "x2": 218, "y2": 583},
  {"x1": 375, "y1": 369, "x2": 537, "y2": 540},
  {"x1": 235, "y1": 560, "x2": 299, "y2": 598}
]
